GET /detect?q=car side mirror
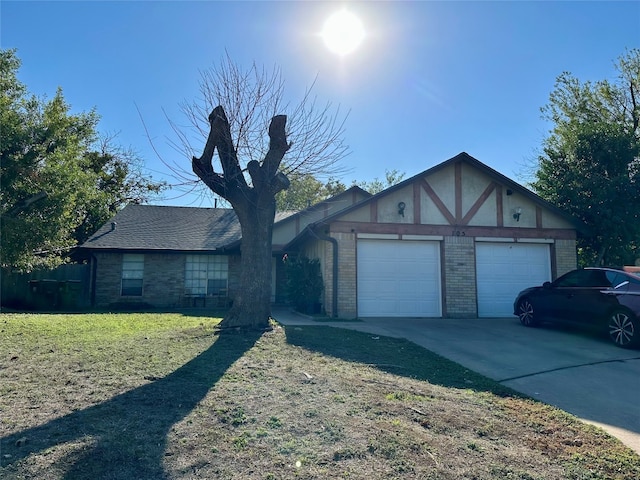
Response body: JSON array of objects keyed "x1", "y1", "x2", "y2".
[{"x1": 542, "y1": 281, "x2": 552, "y2": 289}]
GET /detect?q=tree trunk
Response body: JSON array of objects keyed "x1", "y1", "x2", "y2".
[
  {"x1": 192, "y1": 106, "x2": 290, "y2": 330},
  {"x1": 221, "y1": 199, "x2": 276, "y2": 330}
]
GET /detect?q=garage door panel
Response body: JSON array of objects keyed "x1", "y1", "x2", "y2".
[
  {"x1": 476, "y1": 243, "x2": 551, "y2": 317},
  {"x1": 357, "y1": 240, "x2": 441, "y2": 317}
]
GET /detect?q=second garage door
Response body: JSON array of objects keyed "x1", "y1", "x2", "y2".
[
  {"x1": 357, "y1": 239, "x2": 441, "y2": 317},
  {"x1": 476, "y1": 242, "x2": 551, "y2": 317}
]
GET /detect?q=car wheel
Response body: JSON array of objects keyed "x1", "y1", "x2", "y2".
[
  {"x1": 608, "y1": 310, "x2": 638, "y2": 348},
  {"x1": 517, "y1": 299, "x2": 537, "y2": 327}
]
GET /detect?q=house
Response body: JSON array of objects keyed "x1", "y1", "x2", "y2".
[
  {"x1": 80, "y1": 186, "x2": 370, "y2": 310},
  {"x1": 81, "y1": 153, "x2": 584, "y2": 317}
]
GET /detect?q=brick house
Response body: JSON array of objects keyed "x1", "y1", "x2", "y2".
[
  {"x1": 80, "y1": 186, "x2": 370, "y2": 310},
  {"x1": 81, "y1": 153, "x2": 584, "y2": 317}
]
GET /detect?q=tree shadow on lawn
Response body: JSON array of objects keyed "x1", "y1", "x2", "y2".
[
  {"x1": 284, "y1": 325, "x2": 522, "y2": 397},
  {"x1": 0, "y1": 328, "x2": 262, "y2": 479}
]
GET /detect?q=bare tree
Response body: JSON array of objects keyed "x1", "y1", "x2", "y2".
[{"x1": 181, "y1": 56, "x2": 348, "y2": 329}]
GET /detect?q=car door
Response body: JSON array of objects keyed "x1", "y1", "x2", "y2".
[
  {"x1": 540, "y1": 270, "x2": 607, "y2": 323},
  {"x1": 600, "y1": 270, "x2": 633, "y2": 316},
  {"x1": 562, "y1": 269, "x2": 615, "y2": 325}
]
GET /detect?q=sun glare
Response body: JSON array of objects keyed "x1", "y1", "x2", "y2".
[{"x1": 321, "y1": 10, "x2": 365, "y2": 56}]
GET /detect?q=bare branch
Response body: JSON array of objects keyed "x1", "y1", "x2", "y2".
[{"x1": 179, "y1": 55, "x2": 349, "y2": 189}]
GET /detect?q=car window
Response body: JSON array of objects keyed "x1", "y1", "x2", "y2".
[
  {"x1": 625, "y1": 274, "x2": 640, "y2": 286},
  {"x1": 586, "y1": 270, "x2": 611, "y2": 287},
  {"x1": 554, "y1": 270, "x2": 579, "y2": 287},
  {"x1": 605, "y1": 271, "x2": 628, "y2": 289},
  {"x1": 554, "y1": 269, "x2": 612, "y2": 288},
  {"x1": 555, "y1": 270, "x2": 590, "y2": 287}
]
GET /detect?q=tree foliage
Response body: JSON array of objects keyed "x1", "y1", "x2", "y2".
[
  {"x1": 355, "y1": 169, "x2": 406, "y2": 195},
  {"x1": 531, "y1": 49, "x2": 640, "y2": 266},
  {"x1": 275, "y1": 169, "x2": 405, "y2": 212},
  {"x1": 0, "y1": 49, "x2": 165, "y2": 271}
]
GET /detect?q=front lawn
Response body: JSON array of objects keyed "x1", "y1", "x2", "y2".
[{"x1": 1, "y1": 312, "x2": 638, "y2": 479}]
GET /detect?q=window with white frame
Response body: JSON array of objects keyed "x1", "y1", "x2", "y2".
[
  {"x1": 121, "y1": 253, "x2": 144, "y2": 296},
  {"x1": 184, "y1": 255, "x2": 228, "y2": 296}
]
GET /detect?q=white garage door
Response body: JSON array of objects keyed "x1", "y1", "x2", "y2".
[
  {"x1": 476, "y1": 242, "x2": 551, "y2": 317},
  {"x1": 357, "y1": 239, "x2": 441, "y2": 317}
]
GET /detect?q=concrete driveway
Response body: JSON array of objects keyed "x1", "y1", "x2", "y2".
[{"x1": 272, "y1": 309, "x2": 640, "y2": 454}]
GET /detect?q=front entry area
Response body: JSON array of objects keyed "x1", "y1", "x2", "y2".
[{"x1": 357, "y1": 239, "x2": 441, "y2": 317}]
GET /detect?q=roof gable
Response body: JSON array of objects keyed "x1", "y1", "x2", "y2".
[{"x1": 309, "y1": 152, "x2": 586, "y2": 232}]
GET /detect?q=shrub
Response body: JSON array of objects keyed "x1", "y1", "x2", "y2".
[{"x1": 284, "y1": 255, "x2": 324, "y2": 314}]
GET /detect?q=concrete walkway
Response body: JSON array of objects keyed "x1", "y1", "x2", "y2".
[{"x1": 272, "y1": 308, "x2": 640, "y2": 455}]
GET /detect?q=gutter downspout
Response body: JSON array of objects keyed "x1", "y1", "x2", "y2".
[{"x1": 309, "y1": 227, "x2": 338, "y2": 318}]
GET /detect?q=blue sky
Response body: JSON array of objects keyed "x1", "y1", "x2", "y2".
[{"x1": 3, "y1": 1, "x2": 639, "y2": 206}]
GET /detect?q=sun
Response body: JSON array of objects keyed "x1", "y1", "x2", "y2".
[{"x1": 321, "y1": 10, "x2": 365, "y2": 56}]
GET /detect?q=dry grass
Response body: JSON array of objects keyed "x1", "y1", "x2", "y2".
[{"x1": 0, "y1": 312, "x2": 638, "y2": 479}]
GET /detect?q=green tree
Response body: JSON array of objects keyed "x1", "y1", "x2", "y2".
[
  {"x1": 531, "y1": 49, "x2": 640, "y2": 266},
  {"x1": 276, "y1": 175, "x2": 351, "y2": 211},
  {"x1": 356, "y1": 169, "x2": 406, "y2": 194},
  {"x1": 276, "y1": 174, "x2": 326, "y2": 211},
  {"x1": 275, "y1": 169, "x2": 406, "y2": 212},
  {"x1": 0, "y1": 49, "x2": 165, "y2": 271}
]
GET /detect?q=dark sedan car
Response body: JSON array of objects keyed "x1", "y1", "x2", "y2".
[{"x1": 514, "y1": 267, "x2": 640, "y2": 348}]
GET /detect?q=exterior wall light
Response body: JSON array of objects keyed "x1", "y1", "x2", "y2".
[
  {"x1": 398, "y1": 202, "x2": 406, "y2": 217},
  {"x1": 513, "y1": 207, "x2": 522, "y2": 222}
]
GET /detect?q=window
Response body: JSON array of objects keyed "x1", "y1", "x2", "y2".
[
  {"x1": 121, "y1": 254, "x2": 144, "y2": 296},
  {"x1": 185, "y1": 255, "x2": 228, "y2": 296},
  {"x1": 605, "y1": 271, "x2": 628, "y2": 289}
]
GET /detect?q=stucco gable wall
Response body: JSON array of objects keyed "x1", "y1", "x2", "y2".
[
  {"x1": 328, "y1": 160, "x2": 576, "y2": 232},
  {"x1": 273, "y1": 190, "x2": 370, "y2": 246},
  {"x1": 375, "y1": 184, "x2": 415, "y2": 224},
  {"x1": 466, "y1": 190, "x2": 498, "y2": 227},
  {"x1": 420, "y1": 191, "x2": 450, "y2": 225},
  {"x1": 273, "y1": 221, "x2": 299, "y2": 246},
  {"x1": 541, "y1": 210, "x2": 575, "y2": 229},
  {"x1": 425, "y1": 163, "x2": 456, "y2": 210},
  {"x1": 336, "y1": 204, "x2": 371, "y2": 223}
]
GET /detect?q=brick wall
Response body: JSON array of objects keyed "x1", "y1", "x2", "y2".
[
  {"x1": 322, "y1": 241, "x2": 334, "y2": 317},
  {"x1": 334, "y1": 232, "x2": 357, "y2": 318},
  {"x1": 554, "y1": 239, "x2": 577, "y2": 278},
  {"x1": 93, "y1": 252, "x2": 240, "y2": 309},
  {"x1": 142, "y1": 253, "x2": 184, "y2": 307},
  {"x1": 443, "y1": 236, "x2": 477, "y2": 318},
  {"x1": 94, "y1": 252, "x2": 124, "y2": 307}
]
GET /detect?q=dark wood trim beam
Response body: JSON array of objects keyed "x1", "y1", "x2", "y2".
[
  {"x1": 461, "y1": 182, "x2": 496, "y2": 226},
  {"x1": 455, "y1": 162, "x2": 463, "y2": 222},
  {"x1": 496, "y1": 184, "x2": 504, "y2": 227},
  {"x1": 421, "y1": 179, "x2": 455, "y2": 225},
  {"x1": 330, "y1": 220, "x2": 577, "y2": 240},
  {"x1": 536, "y1": 206, "x2": 543, "y2": 228},
  {"x1": 413, "y1": 182, "x2": 421, "y2": 224}
]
